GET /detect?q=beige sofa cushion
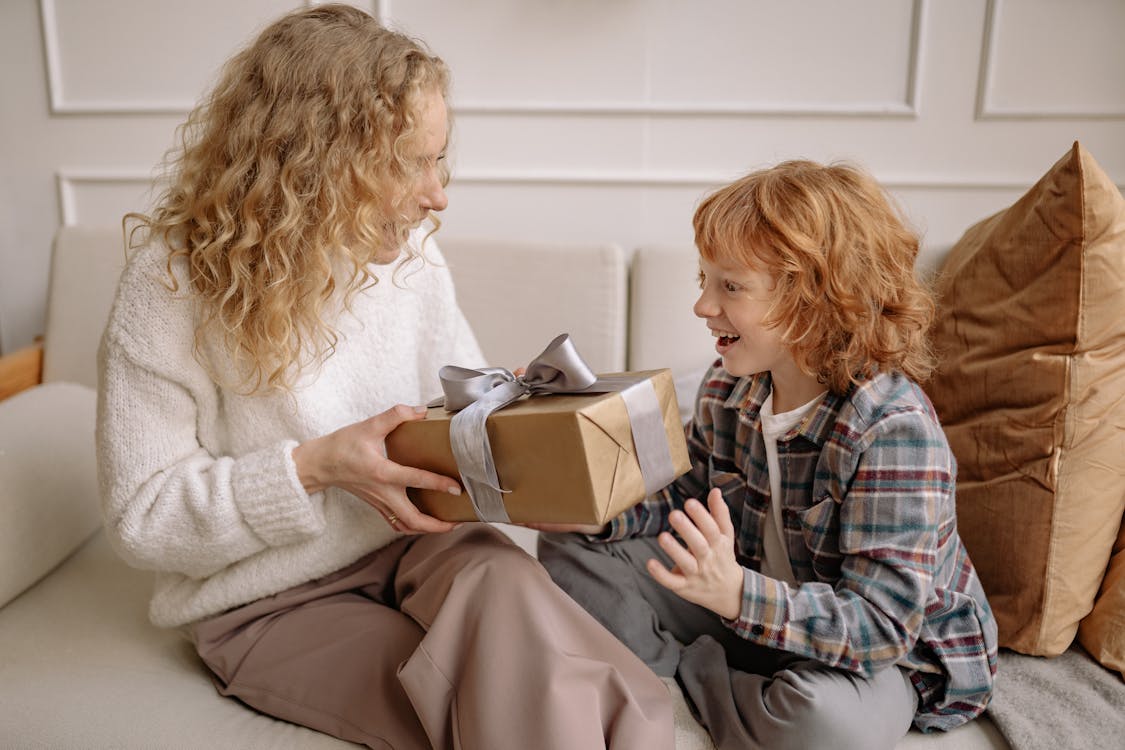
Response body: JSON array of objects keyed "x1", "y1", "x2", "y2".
[
  {"x1": 926, "y1": 142, "x2": 1125, "y2": 657},
  {"x1": 628, "y1": 245, "x2": 717, "y2": 422},
  {"x1": 0, "y1": 382, "x2": 101, "y2": 607},
  {"x1": 1079, "y1": 519, "x2": 1125, "y2": 677},
  {"x1": 441, "y1": 236, "x2": 628, "y2": 374},
  {"x1": 43, "y1": 226, "x2": 128, "y2": 388},
  {"x1": 0, "y1": 532, "x2": 355, "y2": 749}
]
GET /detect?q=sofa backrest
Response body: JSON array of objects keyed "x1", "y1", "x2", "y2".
[
  {"x1": 43, "y1": 226, "x2": 128, "y2": 389},
  {"x1": 440, "y1": 236, "x2": 628, "y2": 374},
  {"x1": 628, "y1": 245, "x2": 716, "y2": 420},
  {"x1": 41, "y1": 228, "x2": 630, "y2": 390}
]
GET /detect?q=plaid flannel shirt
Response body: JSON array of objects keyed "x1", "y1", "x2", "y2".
[{"x1": 604, "y1": 364, "x2": 998, "y2": 732}]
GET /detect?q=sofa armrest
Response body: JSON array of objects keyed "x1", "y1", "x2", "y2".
[
  {"x1": 0, "y1": 382, "x2": 101, "y2": 608},
  {"x1": 0, "y1": 342, "x2": 44, "y2": 402}
]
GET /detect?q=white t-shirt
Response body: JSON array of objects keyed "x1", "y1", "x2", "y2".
[{"x1": 757, "y1": 389, "x2": 824, "y2": 586}]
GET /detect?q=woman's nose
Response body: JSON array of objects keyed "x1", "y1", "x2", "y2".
[{"x1": 419, "y1": 175, "x2": 448, "y2": 213}]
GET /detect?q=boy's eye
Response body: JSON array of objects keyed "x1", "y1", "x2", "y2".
[
  {"x1": 724, "y1": 281, "x2": 741, "y2": 293},
  {"x1": 697, "y1": 270, "x2": 706, "y2": 288}
]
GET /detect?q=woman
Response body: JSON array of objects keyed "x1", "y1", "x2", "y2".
[{"x1": 96, "y1": 5, "x2": 672, "y2": 748}]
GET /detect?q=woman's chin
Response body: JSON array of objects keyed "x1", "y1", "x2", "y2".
[{"x1": 371, "y1": 247, "x2": 403, "y2": 265}]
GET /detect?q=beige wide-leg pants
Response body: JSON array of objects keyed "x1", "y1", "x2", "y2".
[{"x1": 191, "y1": 525, "x2": 674, "y2": 750}]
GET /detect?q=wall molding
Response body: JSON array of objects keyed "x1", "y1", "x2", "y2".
[
  {"x1": 55, "y1": 170, "x2": 158, "y2": 226},
  {"x1": 41, "y1": 0, "x2": 350, "y2": 115},
  {"x1": 59, "y1": 166, "x2": 1107, "y2": 228},
  {"x1": 976, "y1": 0, "x2": 1125, "y2": 120},
  {"x1": 40, "y1": 0, "x2": 201, "y2": 114},
  {"x1": 449, "y1": 170, "x2": 1074, "y2": 191}
]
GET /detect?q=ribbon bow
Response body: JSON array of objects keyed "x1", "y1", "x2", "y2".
[
  {"x1": 438, "y1": 333, "x2": 598, "y2": 411},
  {"x1": 435, "y1": 333, "x2": 676, "y2": 522}
]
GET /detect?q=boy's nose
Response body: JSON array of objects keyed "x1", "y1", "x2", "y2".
[{"x1": 693, "y1": 289, "x2": 717, "y2": 319}]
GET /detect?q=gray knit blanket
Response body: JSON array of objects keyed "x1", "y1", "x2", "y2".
[{"x1": 987, "y1": 644, "x2": 1125, "y2": 750}]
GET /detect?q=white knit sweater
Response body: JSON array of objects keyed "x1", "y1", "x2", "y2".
[{"x1": 96, "y1": 229, "x2": 485, "y2": 627}]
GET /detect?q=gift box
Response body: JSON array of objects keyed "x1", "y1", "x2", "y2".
[{"x1": 385, "y1": 368, "x2": 690, "y2": 524}]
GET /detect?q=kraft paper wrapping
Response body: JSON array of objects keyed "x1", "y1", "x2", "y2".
[{"x1": 385, "y1": 368, "x2": 690, "y2": 524}]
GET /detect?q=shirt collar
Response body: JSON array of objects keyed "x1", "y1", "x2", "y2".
[{"x1": 725, "y1": 371, "x2": 842, "y2": 446}]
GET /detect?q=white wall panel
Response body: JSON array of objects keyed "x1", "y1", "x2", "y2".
[
  {"x1": 56, "y1": 173, "x2": 156, "y2": 228},
  {"x1": 3, "y1": 0, "x2": 1125, "y2": 353},
  {"x1": 42, "y1": 0, "x2": 297, "y2": 113},
  {"x1": 451, "y1": 115, "x2": 645, "y2": 173},
  {"x1": 643, "y1": 0, "x2": 919, "y2": 114},
  {"x1": 979, "y1": 0, "x2": 1125, "y2": 118},
  {"x1": 395, "y1": 0, "x2": 923, "y2": 115}
]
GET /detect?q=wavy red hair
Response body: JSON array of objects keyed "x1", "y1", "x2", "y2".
[{"x1": 693, "y1": 160, "x2": 936, "y2": 394}]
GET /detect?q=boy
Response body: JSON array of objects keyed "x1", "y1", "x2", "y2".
[{"x1": 536, "y1": 160, "x2": 998, "y2": 749}]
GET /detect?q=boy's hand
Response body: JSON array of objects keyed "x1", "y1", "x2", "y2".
[{"x1": 647, "y1": 487, "x2": 743, "y2": 620}]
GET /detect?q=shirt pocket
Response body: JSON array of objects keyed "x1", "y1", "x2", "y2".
[
  {"x1": 706, "y1": 455, "x2": 747, "y2": 496},
  {"x1": 797, "y1": 493, "x2": 844, "y2": 581},
  {"x1": 707, "y1": 456, "x2": 755, "y2": 558}
]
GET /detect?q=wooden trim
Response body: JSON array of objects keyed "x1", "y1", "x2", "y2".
[{"x1": 0, "y1": 342, "x2": 44, "y2": 402}]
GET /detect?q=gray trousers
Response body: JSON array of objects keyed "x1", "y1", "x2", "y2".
[{"x1": 538, "y1": 532, "x2": 919, "y2": 750}]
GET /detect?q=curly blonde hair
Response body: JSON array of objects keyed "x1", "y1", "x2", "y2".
[
  {"x1": 693, "y1": 159, "x2": 936, "y2": 394},
  {"x1": 130, "y1": 4, "x2": 450, "y2": 392}
]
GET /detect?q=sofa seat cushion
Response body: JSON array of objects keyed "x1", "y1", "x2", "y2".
[
  {"x1": 0, "y1": 529, "x2": 1007, "y2": 748},
  {"x1": 0, "y1": 531, "x2": 355, "y2": 749},
  {"x1": 0, "y1": 382, "x2": 101, "y2": 608}
]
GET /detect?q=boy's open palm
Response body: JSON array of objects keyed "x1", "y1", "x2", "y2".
[{"x1": 647, "y1": 488, "x2": 743, "y2": 620}]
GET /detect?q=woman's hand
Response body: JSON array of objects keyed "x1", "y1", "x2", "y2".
[
  {"x1": 646, "y1": 488, "x2": 743, "y2": 620},
  {"x1": 292, "y1": 404, "x2": 462, "y2": 535}
]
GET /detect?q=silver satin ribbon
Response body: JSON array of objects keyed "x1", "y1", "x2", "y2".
[{"x1": 435, "y1": 333, "x2": 677, "y2": 522}]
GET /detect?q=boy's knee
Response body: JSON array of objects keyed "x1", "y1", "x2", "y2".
[
  {"x1": 756, "y1": 669, "x2": 903, "y2": 750},
  {"x1": 536, "y1": 531, "x2": 582, "y2": 568},
  {"x1": 536, "y1": 532, "x2": 615, "y2": 591}
]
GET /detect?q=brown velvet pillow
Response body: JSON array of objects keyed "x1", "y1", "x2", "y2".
[
  {"x1": 926, "y1": 142, "x2": 1125, "y2": 657},
  {"x1": 1080, "y1": 519, "x2": 1125, "y2": 677}
]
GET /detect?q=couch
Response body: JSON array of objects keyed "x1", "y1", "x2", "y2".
[{"x1": 0, "y1": 226, "x2": 1010, "y2": 749}]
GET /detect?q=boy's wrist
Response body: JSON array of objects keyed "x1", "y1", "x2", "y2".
[{"x1": 717, "y1": 566, "x2": 743, "y2": 620}]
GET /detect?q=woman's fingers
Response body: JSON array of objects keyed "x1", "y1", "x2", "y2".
[
  {"x1": 367, "y1": 403, "x2": 428, "y2": 437},
  {"x1": 392, "y1": 506, "x2": 458, "y2": 535},
  {"x1": 369, "y1": 494, "x2": 458, "y2": 535},
  {"x1": 378, "y1": 460, "x2": 462, "y2": 496}
]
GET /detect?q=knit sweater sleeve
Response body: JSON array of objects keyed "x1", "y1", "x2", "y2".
[{"x1": 95, "y1": 250, "x2": 325, "y2": 579}]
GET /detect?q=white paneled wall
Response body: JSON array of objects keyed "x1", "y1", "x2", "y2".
[{"x1": 1, "y1": 0, "x2": 1123, "y2": 352}]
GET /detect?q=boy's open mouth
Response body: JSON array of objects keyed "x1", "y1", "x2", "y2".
[
  {"x1": 711, "y1": 328, "x2": 741, "y2": 347},
  {"x1": 711, "y1": 329, "x2": 742, "y2": 353}
]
